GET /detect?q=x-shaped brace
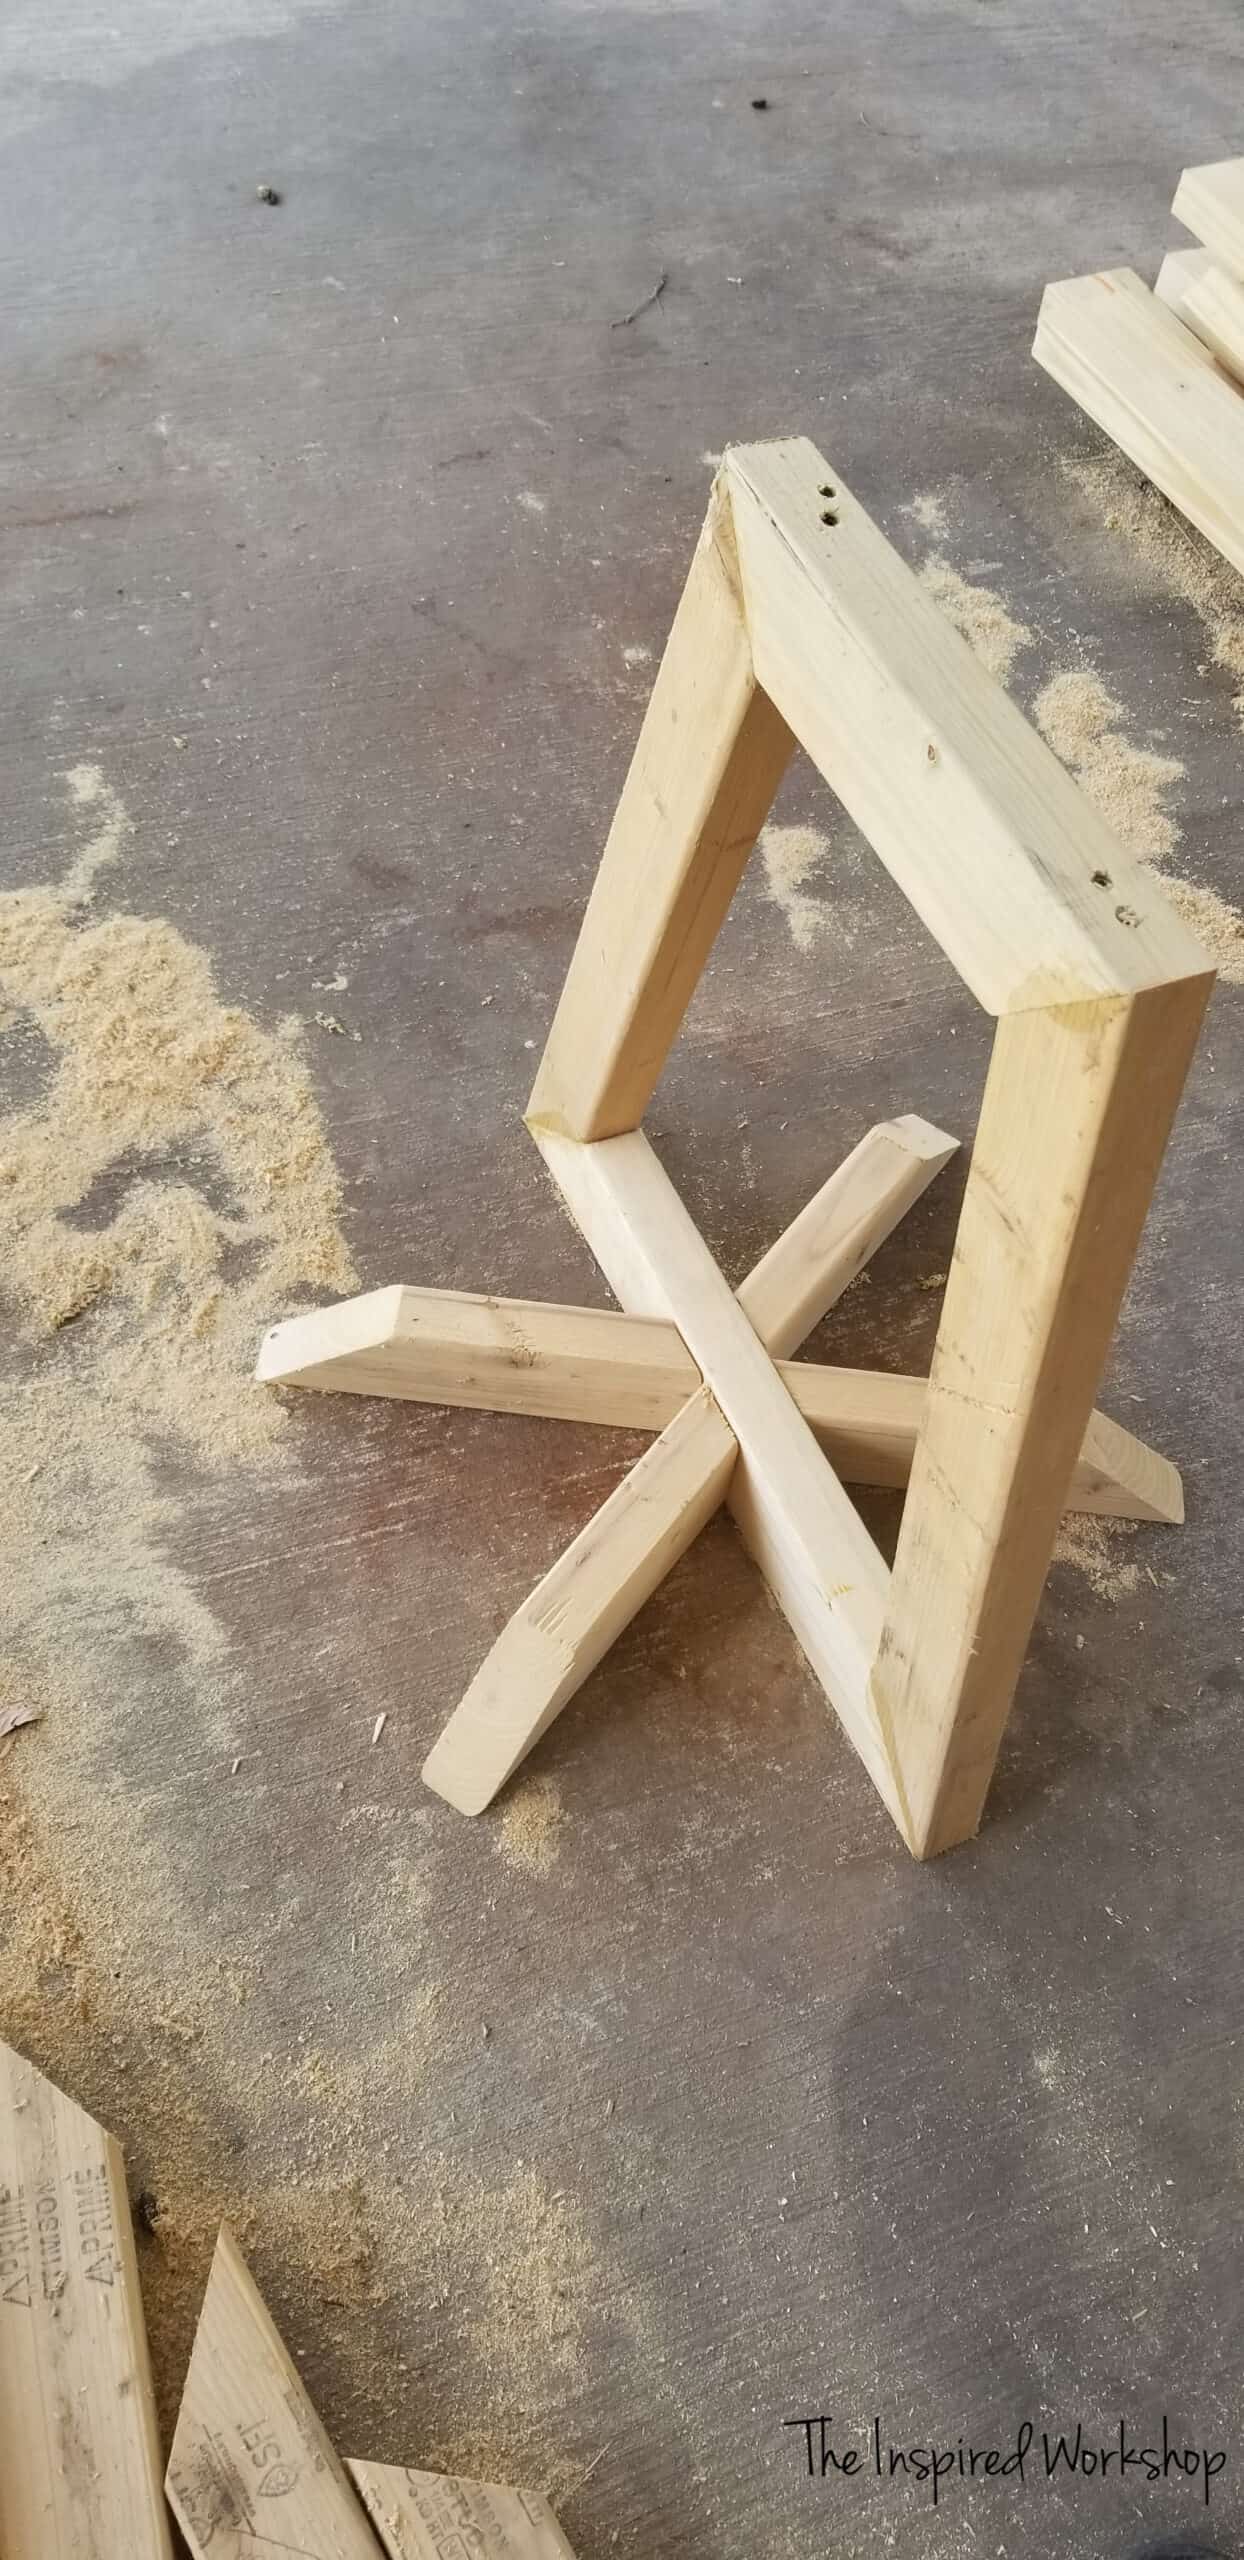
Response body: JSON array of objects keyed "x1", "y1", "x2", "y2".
[{"x1": 258, "y1": 1115, "x2": 1180, "y2": 1837}]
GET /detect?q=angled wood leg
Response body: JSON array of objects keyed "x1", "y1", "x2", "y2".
[
  {"x1": 526, "y1": 473, "x2": 795, "y2": 1142},
  {"x1": 257, "y1": 1279, "x2": 1184, "y2": 1524},
  {"x1": 422, "y1": 1389, "x2": 738, "y2": 1812},
  {"x1": 875, "y1": 979, "x2": 1212, "y2": 1859},
  {"x1": 423, "y1": 1117, "x2": 950, "y2": 1818}
]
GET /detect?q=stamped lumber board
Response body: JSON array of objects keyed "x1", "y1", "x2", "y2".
[
  {"x1": 350, "y1": 2460, "x2": 578, "y2": 2559},
  {"x1": 0, "y1": 2039, "x2": 173, "y2": 2560},
  {"x1": 167, "y1": 2225, "x2": 381, "y2": 2560},
  {"x1": 1034, "y1": 267, "x2": 1244, "y2": 579}
]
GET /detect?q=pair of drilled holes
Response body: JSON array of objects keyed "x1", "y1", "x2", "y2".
[{"x1": 818, "y1": 481, "x2": 839, "y2": 526}]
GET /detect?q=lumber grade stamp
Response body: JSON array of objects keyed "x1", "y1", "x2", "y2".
[
  {"x1": 258, "y1": 438, "x2": 1211, "y2": 1857},
  {"x1": 167, "y1": 2225, "x2": 382, "y2": 2559},
  {"x1": 350, "y1": 2459, "x2": 578, "y2": 2559},
  {"x1": 0, "y1": 2037, "x2": 173, "y2": 2560}
]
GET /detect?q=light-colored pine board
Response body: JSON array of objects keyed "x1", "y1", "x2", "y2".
[
  {"x1": 257, "y1": 1282, "x2": 701, "y2": 1431},
  {"x1": 425, "y1": 1115, "x2": 953, "y2": 1815},
  {"x1": 0, "y1": 2040, "x2": 173, "y2": 2560},
  {"x1": 724, "y1": 437, "x2": 1207, "y2": 1016},
  {"x1": 527, "y1": 469, "x2": 794, "y2": 1141},
  {"x1": 350, "y1": 2460, "x2": 577, "y2": 2559},
  {"x1": 1172, "y1": 155, "x2": 1244, "y2": 281},
  {"x1": 421, "y1": 1385, "x2": 738, "y2": 1812},
  {"x1": 792, "y1": 1365, "x2": 1182, "y2": 1524},
  {"x1": 1156, "y1": 244, "x2": 1244, "y2": 382},
  {"x1": 166, "y1": 2226, "x2": 381, "y2": 2560},
  {"x1": 534, "y1": 1126, "x2": 904, "y2": 1826},
  {"x1": 735, "y1": 1113, "x2": 956, "y2": 1354},
  {"x1": 1034, "y1": 267, "x2": 1244, "y2": 580},
  {"x1": 875, "y1": 977, "x2": 1212, "y2": 1859},
  {"x1": 256, "y1": 1287, "x2": 1183, "y2": 1523}
]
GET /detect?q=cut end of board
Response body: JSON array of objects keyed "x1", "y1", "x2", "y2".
[{"x1": 254, "y1": 1285, "x2": 406, "y2": 1385}]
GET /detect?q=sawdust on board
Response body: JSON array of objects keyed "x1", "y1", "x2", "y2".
[
  {"x1": 1034, "y1": 669, "x2": 1244, "y2": 980},
  {"x1": 496, "y1": 1774, "x2": 565, "y2": 1878},
  {"x1": 0, "y1": 767, "x2": 611, "y2": 2489},
  {"x1": 758, "y1": 821, "x2": 837, "y2": 952},
  {"x1": 917, "y1": 553, "x2": 1034, "y2": 685}
]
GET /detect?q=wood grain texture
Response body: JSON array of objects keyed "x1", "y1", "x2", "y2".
[
  {"x1": 534, "y1": 1125, "x2": 904, "y2": 1826},
  {"x1": 167, "y1": 2227, "x2": 381, "y2": 2560},
  {"x1": 724, "y1": 437, "x2": 1207, "y2": 1014},
  {"x1": 424, "y1": 1117, "x2": 955, "y2": 1814},
  {"x1": 421, "y1": 1385, "x2": 738, "y2": 1811},
  {"x1": 257, "y1": 1287, "x2": 1183, "y2": 1520},
  {"x1": 526, "y1": 470, "x2": 794, "y2": 1141},
  {"x1": 876, "y1": 978, "x2": 1212, "y2": 1858},
  {"x1": 350, "y1": 2460, "x2": 578, "y2": 2559},
  {"x1": 1034, "y1": 267, "x2": 1244, "y2": 578},
  {"x1": 0, "y1": 2039, "x2": 173, "y2": 2560},
  {"x1": 257, "y1": 1282, "x2": 701, "y2": 1431},
  {"x1": 1172, "y1": 155, "x2": 1244, "y2": 280},
  {"x1": 1155, "y1": 245, "x2": 1244, "y2": 383},
  {"x1": 735, "y1": 1113, "x2": 956, "y2": 1354}
]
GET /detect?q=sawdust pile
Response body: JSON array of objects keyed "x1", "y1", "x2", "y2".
[
  {"x1": 1053, "y1": 1516, "x2": 1141, "y2": 1603},
  {"x1": 0, "y1": 769, "x2": 608, "y2": 2486},
  {"x1": 1034, "y1": 670, "x2": 1244, "y2": 980},
  {"x1": 1065, "y1": 450, "x2": 1244, "y2": 723},
  {"x1": 496, "y1": 1774, "x2": 565, "y2": 1878},
  {"x1": 918, "y1": 554, "x2": 1034, "y2": 685},
  {"x1": 757, "y1": 821, "x2": 838, "y2": 953},
  {"x1": 0, "y1": 760, "x2": 360, "y2": 1725}
]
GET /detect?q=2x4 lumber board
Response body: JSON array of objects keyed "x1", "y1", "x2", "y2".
[
  {"x1": 256, "y1": 1287, "x2": 1183, "y2": 1524},
  {"x1": 874, "y1": 976, "x2": 1212, "y2": 1860},
  {"x1": 1172, "y1": 156, "x2": 1244, "y2": 281},
  {"x1": 257, "y1": 1282, "x2": 699, "y2": 1431},
  {"x1": 1156, "y1": 245, "x2": 1244, "y2": 384},
  {"x1": 526, "y1": 471, "x2": 795, "y2": 1142},
  {"x1": 0, "y1": 2041, "x2": 173, "y2": 2560},
  {"x1": 424, "y1": 1116, "x2": 948, "y2": 1816},
  {"x1": 736, "y1": 1112, "x2": 955, "y2": 1354},
  {"x1": 534, "y1": 1126, "x2": 904, "y2": 1825},
  {"x1": 350, "y1": 2461, "x2": 577, "y2": 2558},
  {"x1": 725, "y1": 438, "x2": 1209, "y2": 1013},
  {"x1": 1034, "y1": 268, "x2": 1244, "y2": 581},
  {"x1": 422, "y1": 1386, "x2": 738, "y2": 1810},
  {"x1": 167, "y1": 2226, "x2": 381, "y2": 2560}
]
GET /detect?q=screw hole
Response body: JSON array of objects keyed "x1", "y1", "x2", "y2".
[
  {"x1": 1091, "y1": 869, "x2": 1111, "y2": 888},
  {"x1": 820, "y1": 509, "x2": 838, "y2": 526},
  {"x1": 818, "y1": 482, "x2": 836, "y2": 498}
]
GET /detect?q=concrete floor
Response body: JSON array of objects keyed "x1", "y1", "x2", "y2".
[{"x1": 1, "y1": 3, "x2": 1242, "y2": 2556}]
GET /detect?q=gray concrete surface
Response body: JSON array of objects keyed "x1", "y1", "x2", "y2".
[{"x1": 1, "y1": 5, "x2": 1241, "y2": 2557}]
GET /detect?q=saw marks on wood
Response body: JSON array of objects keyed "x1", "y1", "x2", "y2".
[
  {"x1": 350, "y1": 2461, "x2": 578, "y2": 2560},
  {"x1": 0, "y1": 2037, "x2": 172, "y2": 2560},
  {"x1": 167, "y1": 2225, "x2": 380, "y2": 2560}
]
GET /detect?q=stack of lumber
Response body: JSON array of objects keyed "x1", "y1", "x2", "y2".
[
  {"x1": 1035, "y1": 155, "x2": 1244, "y2": 576},
  {"x1": 0, "y1": 2038, "x2": 578, "y2": 2560}
]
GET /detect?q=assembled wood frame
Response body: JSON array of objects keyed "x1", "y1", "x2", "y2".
[{"x1": 260, "y1": 439, "x2": 1213, "y2": 1859}]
